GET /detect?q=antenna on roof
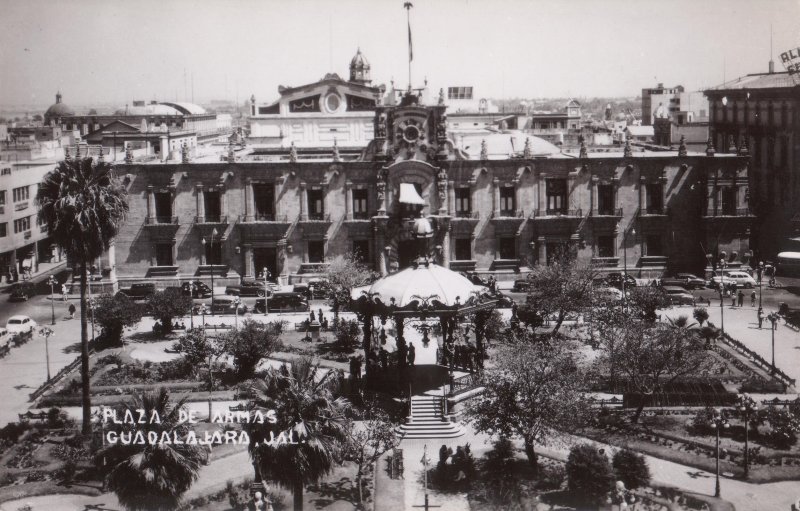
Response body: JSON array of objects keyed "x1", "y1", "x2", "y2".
[{"x1": 769, "y1": 24, "x2": 775, "y2": 73}]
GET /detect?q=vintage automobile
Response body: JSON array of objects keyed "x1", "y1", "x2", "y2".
[{"x1": 225, "y1": 280, "x2": 270, "y2": 297}]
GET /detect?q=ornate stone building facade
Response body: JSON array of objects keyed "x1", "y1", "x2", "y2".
[{"x1": 108, "y1": 91, "x2": 753, "y2": 287}]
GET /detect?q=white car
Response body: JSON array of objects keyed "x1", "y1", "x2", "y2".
[
  {"x1": 6, "y1": 315, "x2": 37, "y2": 334},
  {"x1": 710, "y1": 271, "x2": 756, "y2": 289}
]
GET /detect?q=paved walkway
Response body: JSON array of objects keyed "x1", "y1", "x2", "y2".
[{"x1": 661, "y1": 301, "x2": 800, "y2": 386}]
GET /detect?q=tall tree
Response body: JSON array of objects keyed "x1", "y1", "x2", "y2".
[
  {"x1": 342, "y1": 400, "x2": 398, "y2": 504},
  {"x1": 247, "y1": 357, "x2": 350, "y2": 511},
  {"x1": 466, "y1": 335, "x2": 590, "y2": 475},
  {"x1": 147, "y1": 287, "x2": 192, "y2": 334},
  {"x1": 325, "y1": 254, "x2": 378, "y2": 322},
  {"x1": 98, "y1": 388, "x2": 207, "y2": 510},
  {"x1": 94, "y1": 292, "x2": 144, "y2": 347},
  {"x1": 611, "y1": 320, "x2": 713, "y2": 423},
  {"x1": 36, "y1": 156, "x2": 128, "y2": 433},
  {"x1": 221, "y1": 319, "x2": 283, "y2": 380},
  {"x1": 523, "y1": 253, "x2": 598, "y2": 335}
]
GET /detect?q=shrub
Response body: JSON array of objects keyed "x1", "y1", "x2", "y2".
[
  {"x1": 536, "y1": 464, "x2": 566, "y2": 490},
  {"x1": 46, "y1": 408, "x2": 72, "y2": 429},
  {"x1": 689, "y1": 407, "x2": 717, "y2": 436},
  {"x1": 221, "y1": 320, "x2": 283, "y2": 380},
  {"x1": 61, "y1": 459, "x2": 77, "y2": 483},
  {"x1": 334, "y1": 319, "x2": 361, "y2": 353},
  {"x1": 693, "y1": 307, "x2": 709, "y2": 326},
  {"x1": 483, "y1": 437, "x2": 516, "y2": 478},
  {"x1": 93, "y1": 293, "x2": 144, "y2": 346},
  {"x1": 612, "y1": 449, "x2": 650, "y2": 489},
  {"x1": 0, "y1": 422, "x2": 30, "y2": 443},
  {"x1": 758, "y1": 407, "x2": 800, "y2": 450},
  {"x1": 147, "y1": 288, "x2": 192, "y2": 334},
  {"x1": 566, "y1": 444, "x2": 614, "y2": 504}
]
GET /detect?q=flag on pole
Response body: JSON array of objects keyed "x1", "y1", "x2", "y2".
[{"x1": 404, "y1": 2, "x2": 413, "y2": 62}]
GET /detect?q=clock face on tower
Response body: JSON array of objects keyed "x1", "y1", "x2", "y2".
[{"x1": 403, "y1": 124, "x2": 421, "y2": 143}]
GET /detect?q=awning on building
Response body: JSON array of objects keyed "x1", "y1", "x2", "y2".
[{"x1": 399, "y1": 183, "x2": 425, "y2": 205}]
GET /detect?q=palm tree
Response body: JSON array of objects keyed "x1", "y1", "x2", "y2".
[
  {"x1": 98, "y1": 388, "x2": 208, "y2": 510},
  {"x1": 36, "y1": 155, "x2": 128, "y2": 433},
  {"x1": 247, "y1": 357, "x2": 350, "y2": 511}
]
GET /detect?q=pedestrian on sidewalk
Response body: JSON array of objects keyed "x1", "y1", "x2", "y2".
[
  {"x1": 738, "y1": 290, "x2": 744, "y2": 307},
  {"x1": 61, "y1": 284, "x2": 68, "y2": 302},
  {"x1": 758, "y1": 307, "x2": 764, "y2": 329},
  {"x1": 751, "y1": 290, "x2": 757, "y2": 307},
  {"x1": 731, "y1": 293, "x2": 737, "y2": 307},
  {"x1": 68, "y1": 303, "x2": 76, "y2": 319}
]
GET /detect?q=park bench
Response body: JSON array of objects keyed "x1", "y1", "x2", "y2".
[
  {"x1": 229, "y1": 404, "x2": 247, "y2": 412},
  {"x1": 18, "y1": 411, "x2": 48, "y2": 423}
]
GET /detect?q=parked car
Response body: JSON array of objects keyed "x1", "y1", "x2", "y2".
[
  {"x1": 210, "y1": 295, "x2": 249, "y2": 315},
  {"x1": 225, "y1": 280, "x2": 269, "y2": 297},
  {"x1": 6, "y1": 315, "x2": 37, "y2": 334},
  {"x1": 460, "y1": 272, "x2": 488, "y2": 286},
  {"x1": 662, "y1": 286, "x2": 695, "y2": 305},
  {"x1": 181, "y1": 281, "x2": 212, "y2": 298},
  {"x1": 710, "y1": 271, "x2": 757, "y2": 289},
  {"x1": 605, "y1": 272, "x2": 637, "y2": 290},
  {"x1": 512, "y1": 279, "x2": 532, "y2": 292},
  {"x1": 119, "y1": 283, "x2": 156, "y2": 299},
  {"x1": 660, "y1": 273, "x2": 707, "y2": 290},
  {"x1": 8, "y1": 283, "x2": 35, "y2": 302},
  {"x1": 258, "y1": 292, "x2": 309, "y2": 313},
  {"x1": 593, "y1": 286, "x2": 624, "y2": 302},
  {"x1": 307, "y1": 278, "x2": 332, "y2": 299}
]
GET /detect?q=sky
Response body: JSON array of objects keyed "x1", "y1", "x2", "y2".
[{"x1": 0, "y1": 0, "x2": 799, "y2": 109}]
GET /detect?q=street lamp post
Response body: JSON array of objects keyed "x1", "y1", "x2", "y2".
[
  {"x1": 197, "y1": 303, "x2": 212, "y2": 421},
  {"x1": 263, "y1": 266, "x2": 269, "y2": 317},
  {"x1": 719, "y1": 287, "x2": 724, "y2": 337},
  {"x1": 202, "y1": 228, "x2": 219, "y2": 314},
  {"x1": 767, "y1": 312, "x2": 779, "y2": 374},
  {"x1": 234, "y1": 296, "x2": 240, "y2": 330},
  {"x1": 736, "y1": 393, "x2": 757, "y2": 479},
  {"x1": 39, "y1": 327, "x2": 53, "y2": 380},
  {"x1": 188, "y1": 279, "x2": 195, "y2": 329},
  {"x1": 711, "y1": 409, "x2": 729, "y2": 498},
  {"x1": 89, "y1": 297, "x2": 97, "y2": 345},
  {"x1": 622, "y1": 228, "x2": 635, "y2": 311},
  {"x1": 48, "y1": 276, "x2": 56, "y2": 325}
]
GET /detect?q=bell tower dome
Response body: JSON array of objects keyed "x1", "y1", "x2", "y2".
[{"x1": 349, "y1": 48, "x2": 371, "y2": 85}]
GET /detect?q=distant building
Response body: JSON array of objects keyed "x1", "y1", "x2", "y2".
[
  {"x1": 642, "y1": 83, "x2": 708, "y2": 126},
  {"x1": 42, "y1": 93, "x2": 231, "y2": 146},
  {"x1": 705, "y1": 66, "x2": 800, "y2": 258},
  {"x1": 0, "y1": 159, "x2": 66, "y2": 281}
]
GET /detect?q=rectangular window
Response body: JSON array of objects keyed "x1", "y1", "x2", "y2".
[
  {"x1": 205, "y1": 190, "x2": 221, "y2": 222},
  {"x1": 498, "y1": 237, "x2": 516, "y2": 259},
  {"x1": 597, "y1": 184, "x2": 615, "y2": 215},
  {"x1": 0, "y1": 223, "x2": 6, "y2": 237},
  {"x1": 455, "y1": 238, "x2": 472, "y2": 261},
  {"x1": 546, "y1": 179, "x2": 567, "y2": 213},
  {"x1": 308, "y1": 189, "x2": 324, "y2": 220},
  {"x1": 253, "y1": 183, "x2": 275, "y2": 220},
  {"x1": 155, "y1": 243, "x2": 173, "y2": 266},
  {"x1": 12, "y1": 186, "x2": 29, "y2": 202},
  {"x1": 645, "y1": 235, "x2": 663, "y2": 256},
  {"x1": 447, "y1": 87, "x2": 473, "y2": 100},
  {"x1": 308, "y1": 240, "x2": 325, "y2": 263},
  {"x1": 645, "y1": 183, "x2": 664, "y2": 214},
  {"x1": 352, "y1": 189, "x2": 368, "y2": 219},
  {"x1": 13, "y1": 216, "x2": 31, "y2": 233},
  {"x1": 721, "y1": 186, "x2": 736, "y2": 215},
  {"x1": 455, "y1": 187, "x2": 471, "y2": 217},
  {"x1": 352, "y1": 240, "x2": 369, "y2": 263},
  {"x1": 597, "y1": 236, "x2": 615, "y2": 258},
  {"x1": 154, "y1": 192, "x2": 172, "y2": 222},
  {"x1": 205, "y1": 242, "x2": 222, "y2": 265},
  {"x1": 499, "y1": 186, "x2": 515, "y2": 216},
  {"x1": 0, "y1": 191, "x2": 5, "y2": 206}
]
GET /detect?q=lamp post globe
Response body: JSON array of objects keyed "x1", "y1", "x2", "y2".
[{"x1": 48, "y1": 275, "x2": 56, "y2": 325}]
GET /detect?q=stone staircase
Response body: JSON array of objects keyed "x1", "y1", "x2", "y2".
[{"x1": 396, "y1": 395, "x2": 465, "y2": 439}]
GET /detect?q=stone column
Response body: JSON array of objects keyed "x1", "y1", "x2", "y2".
[
  {"x1": 345, "y1": 181, "x2": 353, "y2": 220},
  {"x1": 492, "y1": 178, "x2": 500, "y2": 217},
  {"x1": 374, "y1": 225, "x2": 387, "y2": 276},
  {"x1": 590, "y1": 176, "x2": 598, "y2": 215},
  {"x1": 442, "y1": 225, "x2": 451, "y2": 268},
  {"x1": 447, "y1": 180, "x2": 455, "y2": 216},
  {"x1": 537, "y1": 236, "x2": 546, "y2": 265},
  {"x1": 538, "y1": 173, "x2": 547, "y2": 214},
  {"x1": 146, "y1": 185, "x2": 155, "y2": 221},
  {"x1": 196, "y1": 184, "x2": 205, "y2": 222},
  {"x1": 108, "y1": 243, "x2": 116, "y2": 283},
  {"x1": 218, "y1": 186, "x2": 226, "y2": 220},
  {"x1": 33, "y1": 240, "x2": 39, "y2": 273},
  {"x1": 245, "y1": 178, "x2": 253, "y2": 221},
  {"x1": 271, "y1": 181, "x2": 280, "y2": 219},
  {"x1": 299, "y1": 182, "x2": 308, "y2": 221},
  {"x1": 638, "y1": 177, "x2": 646, "y2": 213},
  {"x1": 244, "y1": 244, "x2": 253, "y2": 278}
]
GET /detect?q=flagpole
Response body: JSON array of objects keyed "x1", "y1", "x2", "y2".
[{"x1": 405, "y1": 2, "x2": 413, "y2": 90}]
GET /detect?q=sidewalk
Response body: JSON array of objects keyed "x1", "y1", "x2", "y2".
[
  {"x1": 661, "y1": 302, "x2": 800, "y2": 386},
  {"x1": 0, "y1": 260, "x2": 67, "y2": 292}
]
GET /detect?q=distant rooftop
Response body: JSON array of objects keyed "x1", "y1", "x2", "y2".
[{"x1": 706, "y1": 71, "x2": 798, "y2": 91}]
